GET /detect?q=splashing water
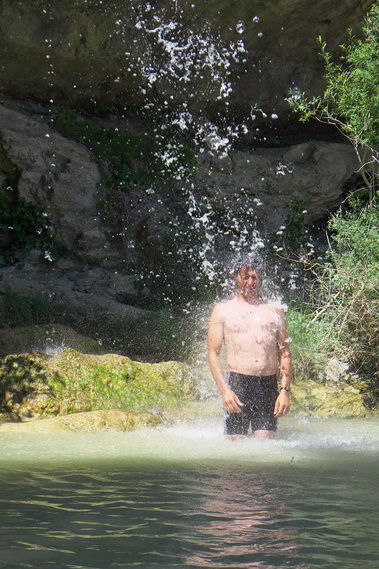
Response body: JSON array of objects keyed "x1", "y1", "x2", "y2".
[
  {"x1": 112, "y1": 2, "x2": 274, "y2": 292},
  {"x1": 43, "y1": 2, "x2": 305, "y2": 301}
]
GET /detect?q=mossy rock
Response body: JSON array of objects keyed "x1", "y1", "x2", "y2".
[
  {"x1": 291, "y1": 380, "x2": 377, "y2": 418},
  {"x1": 58, "y1": 409, "x2": 162, "y2": 432},
  {"x1": 0, "y1": 325, "x2": 104, "y2": 357},
  {"x1": 0, "y1": 409, "x2": 163, "y2": 432},
  {"x1": 0, "y1": 349, "x2": 200, "y2": 419}
]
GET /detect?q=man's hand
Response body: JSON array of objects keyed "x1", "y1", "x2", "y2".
[
  {"x1": 274, "y1": 390, "x2": 291, "y2": 417},
  {"x1": 222, "y1": 387, "x2": 244, "y2": 413}
]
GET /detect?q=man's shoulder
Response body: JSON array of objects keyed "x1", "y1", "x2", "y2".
[
  {"x1": 212, "y1": 298, "x2": 237, "y2": 316},
  {"x1": 262, "y1": 299, "x2": 286, "y2": 311},
  {"x1": 263, "y1": 300, "x2": 288, "y2": 323}
]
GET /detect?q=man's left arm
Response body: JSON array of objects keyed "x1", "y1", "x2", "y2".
[{"x1": 274, "y1": 309, "x2": 292, "y2": 418}]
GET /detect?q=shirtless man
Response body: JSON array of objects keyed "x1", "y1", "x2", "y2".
[{"x1": 208, "y1": 258, "x2": 292, "y2": 439}]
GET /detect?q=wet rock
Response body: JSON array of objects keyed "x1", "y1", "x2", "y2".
[
  {"x1": 58, "y1": 409, "x2": 162, "y2": 432},
  {"x1": 0, "y1": 105, "x2": 111, "y2": 259},
  {"x1": 0, "y1": 345, "x2": 375, "y2": 424},
  {"x1": 0, "y1": 349, "x2": 200, "y2": 420},
  {"x1": 0, "y1": 262, "x2": 150, "y2": 338},
  {"x1": 0, "y1": 103, "x2": 363, "y2": 326},
  {"x1": 0, "y1": 324, "x2": 104, "y2": 357},
  {"x1": 0, "y1": 409, "x2": 162, "y2": 432},
  {"x1": 195, "y1": 142, "x2": 361, "y2": 231},
  {"x1": 291, "y1": 380, "x2": 374, "y2": 418}
]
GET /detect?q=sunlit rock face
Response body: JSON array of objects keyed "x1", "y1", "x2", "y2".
[
  {"x1": 0, "y1": 105, "x2": 107, "y2": 261},
  {"x1": 194, "y1": 141, "x2": 360, "y2": 232},
  {"x1": 0, "y1": 0, "x2": 374, "y2": 125},
  {"x1": 0, "y1": 101, "x2": 361, "y2": 323},
  {"x1": 0, "y1": 104, "x2": 359, "y2": 271}
]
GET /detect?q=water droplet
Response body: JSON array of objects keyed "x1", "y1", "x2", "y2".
[
  {"x1": 253, "y1": 16, "x2": 260, "y2": 23},
  {"x1": 290, "y1": 86, "x2": 302, "y2": 99},
  {"x1": 236, "y1": 20, "x2": 245, "y2": 34}
]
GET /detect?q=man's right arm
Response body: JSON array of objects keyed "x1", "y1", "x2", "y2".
[{"x1": 208, "y1": 305, "x2": 244, "y2": 413}]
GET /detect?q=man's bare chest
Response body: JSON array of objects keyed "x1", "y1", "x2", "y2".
[{"x1": 224, "y1": 308, "x2": 279, "y2": 338}]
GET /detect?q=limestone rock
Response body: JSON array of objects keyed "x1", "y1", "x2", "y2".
[
  {"x1": 0, "y1": 349, "x2": 200, "y2": 420},
  {"x1": 291, "y1": 380, "x2": 372, "y2": 418},
  {"x1": 0, "y1": 324, "x2": 104, "y2": 357},
  {"x1": 0, "y1": 409, "x2": 163, "y2": 432},
  {"x1": 0, "y1": 105, "x2": 112, "y2": 259},
  {"x1": 58, "y1": 409, "x2": 162, "y2": 432},
  {"x1": 0, "y1": 102, "x2": 363, "y2": 326},
  {"x1": 0, "y1": 265, "x2": 148, "y2": 324},
  {"x1": 194, "y1": 142, "x2": 361, "y2": 231}
]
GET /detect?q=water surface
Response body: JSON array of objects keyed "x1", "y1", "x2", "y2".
[{"x1": 1, "y1": 416, "x2": 378, "y2": 568}]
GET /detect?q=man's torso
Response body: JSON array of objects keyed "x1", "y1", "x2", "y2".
[{"x1": 220, "y1": 298, "x2": 282, "y2": 376}]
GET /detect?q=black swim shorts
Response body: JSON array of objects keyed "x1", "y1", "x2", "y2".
[{"x1": 224, "y1": 372, "x2": 278, "y2": 435}]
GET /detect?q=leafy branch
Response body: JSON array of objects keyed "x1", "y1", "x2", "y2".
[{"x1": 287, "y1": 4, "x2": 379, "y2": 199}]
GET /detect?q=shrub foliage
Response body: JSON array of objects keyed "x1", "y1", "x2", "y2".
[
  {"x1": 299, "y1": 201, "x2": 379, "y2": 407},
  {"x1": 287, "y1": 3, "x2": 379, "y2": 197}
]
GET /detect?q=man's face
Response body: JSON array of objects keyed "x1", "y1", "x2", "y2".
[{"x1": 235, "y1": 266, "x2": 260, "y2": 299}]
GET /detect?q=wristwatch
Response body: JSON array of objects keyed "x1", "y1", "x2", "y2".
[{"x1": 280, "y1": 386, "x2": 291, "y2": 393}]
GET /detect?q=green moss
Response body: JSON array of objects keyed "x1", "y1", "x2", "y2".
[
  {"x1": 0, "y1": 349, "x2": 199, "y2": 417},
  {"x1": 56, "y1": 108, "x2": 196, "y2": 196},
  {"x1": 0, "y1": 188, "x2": 66, "y2": 267}
]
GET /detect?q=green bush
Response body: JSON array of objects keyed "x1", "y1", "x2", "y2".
[
  {"x1": 326, "y1": 203, "x2": 379, "y2": 378},
  {"x1": 292, "y1": 201, "x2": 379, "y2": 406},
  {"x1": 285, "y1": 2, "x2": 379, "y2": 406},
  {"x1": 286, "y1": 305, "x2": 339, "y2": 383},
  {"x1": 0, "y1": 290, "x2": 55, "y2": 326}
]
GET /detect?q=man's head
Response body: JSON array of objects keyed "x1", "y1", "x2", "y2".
[
  {"x1": 231, "y1": 256, "x2": 263, "y2": 300},
  {"x1": 231, "y1": 256, "x2": 263, "y2": 279}
]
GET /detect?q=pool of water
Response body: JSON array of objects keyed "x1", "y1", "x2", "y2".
[{"x1": 1, "y1": 416, "x2": 378, "y2": 568}]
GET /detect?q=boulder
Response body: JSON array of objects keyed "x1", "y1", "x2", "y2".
[
  {"x1": 0, "y1": 409, "x2": 163, "y2": 432},
  {"x1": 291, "y1": 379, "x2": 372, "y2": 418},
  {"x1": 0, "y1": 265, "x2": 148, "y2": 324},
  {"x1": 194, "y1": 142, "x2": 361, "y2": 231},
  {"x1": 0, "y1": 104, "x2": 115, "y2": 263},
  {"x1": 57, "y1": 409, "x2": 163, "y2": 432},
  {"x1": 0, "y1": 349, "x2": 200, "y2": 420},
  {"x1": 0, "y1": 345, "x2": 375, "y2": 425},
  {"x1": 0, "y1": 324, "x2": 104, "y2": 357}
]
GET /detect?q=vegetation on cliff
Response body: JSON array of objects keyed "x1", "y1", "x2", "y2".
[
  {"x1": 287, "y1": 2, "x2": 379, "y2": 198},
  {"x1": 288, "y1": 200, "x2": 379, "y2": 406},
  {"x1": 286, "y1": 2, "x2": 379, "y2": 408},
  {"x1": 0, "y1": 188, "x2": 66, "y2": 267}
]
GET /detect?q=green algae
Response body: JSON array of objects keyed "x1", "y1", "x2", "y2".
[{"x1": 0, "y1": 349, "x2": 199, "y2": 419}]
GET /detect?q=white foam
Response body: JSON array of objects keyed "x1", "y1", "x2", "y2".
[{"x1": 2, "y1": 416, "x2": 379, "y2": 467}]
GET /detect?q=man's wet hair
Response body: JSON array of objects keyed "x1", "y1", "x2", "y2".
[{"x1": 230, "y1": 255, "x2": 263, "y2": 278}]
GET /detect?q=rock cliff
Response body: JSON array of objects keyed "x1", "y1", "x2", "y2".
[
  {"x1": 0, "y1": 102, "x2": 361, "y2": 342},
  {"x1": 0, "y1": 0, "x2": 375, "y2": 125}
]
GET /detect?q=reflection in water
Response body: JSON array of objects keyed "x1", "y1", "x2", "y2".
[
  {"x1": 0, "y1": 466, "x2": 305, "y2": 569},
  {"x1": 185, "y1": 470, "x2": 303, "y2": 568}
]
